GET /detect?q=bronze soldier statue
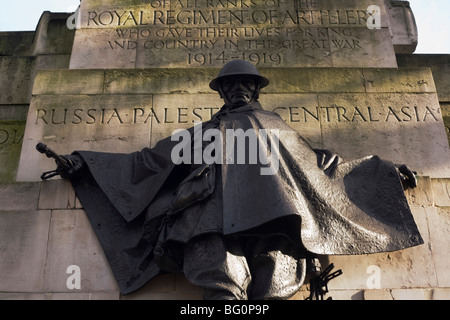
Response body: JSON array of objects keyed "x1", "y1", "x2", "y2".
[{"x1": 38, "y1": 60, "x2": 422, "y2": 299}]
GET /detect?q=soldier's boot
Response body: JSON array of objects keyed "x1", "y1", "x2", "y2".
[
  {"x1": 248, "y1": 236, "x2": 306, "y2": 300},
  {"x1": 183, "y1": 234, "x2": 251, "y2": 300}
]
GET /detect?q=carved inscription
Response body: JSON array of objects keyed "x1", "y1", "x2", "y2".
[
  {"x1": 81, "y1": 0, "x2": 380, "y2": 67},
  {"x1": 274, "y1": 106, "x2": 440, "y2": 123},
  {"x1": 34, "y1": 105, "x2": 440, "y2": 125},
  {"x1": 0, "y1": 125, "x2": 24, "y2": 146}
]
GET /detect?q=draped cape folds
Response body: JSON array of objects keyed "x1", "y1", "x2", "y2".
[{"x1": 69, "y1": 101, "x2": 423, "y2": 295}]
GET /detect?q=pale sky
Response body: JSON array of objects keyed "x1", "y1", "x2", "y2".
[{"x1": 0, "y1": 0, "x2": 448, "y2": 54}]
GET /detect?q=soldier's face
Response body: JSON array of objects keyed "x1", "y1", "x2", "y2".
[{"x1": 220, "y1": 76, "x2": 258, "y2": 107}]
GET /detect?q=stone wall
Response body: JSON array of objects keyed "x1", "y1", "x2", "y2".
[
  {"x1": 397, "y1": 54, "x2": 450, "y2": 144},
  {"x1": 0, "y1": 177, "x2": 449, "y2": 300},
  {"x1": 0, "y1": 12, "x2": 74, "y2": 182}
]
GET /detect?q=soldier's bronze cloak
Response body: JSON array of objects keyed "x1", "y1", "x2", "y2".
[{"x1": 70, "y1": 101, "x2": 423, "y2": 294}]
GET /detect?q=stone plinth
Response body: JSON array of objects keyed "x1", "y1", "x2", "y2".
[
  {"x1": 70, "y1": 0, "x2": 397, "y2": 69},
  {"x1": 1, "y1": 177, "x2": 449, "y2": 300}
]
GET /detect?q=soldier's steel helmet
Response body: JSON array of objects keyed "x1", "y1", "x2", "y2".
[{"x1": 209, "y1": 59, "x2": 270, "y2": 91}]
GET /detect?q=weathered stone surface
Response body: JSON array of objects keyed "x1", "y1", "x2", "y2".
[
  {"x1": 318, "y1": 93, "x2": 450, "y2": 178},
  {"x1": 432, "y1": 178, "x2": 450, "y2": 207},
  {"x1": 427, "y1": 207, "x2": 450, "y2": 287},
  {"x1": 404, "y1": 176, "x2": 434, "y2": 207},
  {"x1": 31, "y1": 12, "x2": 75, "y2": 56},
  {"x1": 262, "y1": 67, "x2": 365, "y2": 93},
  {"x1": 0, "y1": 121, "x2": 26, "y2": 182},
  {"x1": 0, "y1": 210, "x2": 51, "y2": 292},
  {"x1": 71, "y1": 0, "x2": 397, "y2": 69},
  {"x1": 32, "y1": 69, "x2": 105, "y2": 95},
  {"x1": 35, "y1": 55, "x2": 71, "y2": 70},
  {"x1": 390, "y1": 289, "x2": 430, "y2": 300},
  {"x1": 292, "y1": 288, "x2": 364, "y2": 300},
  {"x1": 442, "y1": 103, "x2": 450, "y2": 144},
  {"x1": 328, "y1": 27, "x2": 395, "y2": 68},
  {"x1": 0, "y1": 292, "x2": 120, "y2": 300},
  {"x1": 325, "y1": 206, "x2": 436, "y2": 290},
  {"x1": 430, "y1": 288, "x2": 450, "y2": 300},
  {"x1": 386, "y1": 0, "x2": 418, "y2": 54},
  {"x1": 0, "y1": 182, "x2": 40, "y2": 211},
  {"x1": 17, "y1": 94, "x2": 153, "y2": 181},
  {"x1": 289, "y1": 287, "x2": 310, "y2": 300},
  {"x1": 38, "y1": 179, "x2": 77, "y2": 210},
  {"x1": 121, "y1": 274, "x2": 203, "y2": 300},
  {"x1": 0, "y1": 31, "x2": 34, "y2": 56},
  {"x1": 29, "y1": 67, "x2": 437, "y2": 96},
  {"x1": 104, "y1": 68, "x2": 216, "y2": 94},
  {"x1": 363, "y1": 289, "x2": 393, "y2": 300},
  {"x1": 397, "y1": 54, "x2": 450, "y2": 102},
  {"x1": 325, "y1": 290, "x2": 364, "y2": 300},
  {"x1": 43, "y1": 209, "x2": 119, "y2": 293},
  {"x1": 0, "y1": 57, "x2": 35, "y2": 105},
  {"x1": 362, "y1": 67, "x2": 436, "y2": 94},
  {"x1": 70, "y1": 29, "x2": 138, "y2": 69},
  {"x1": 0, "y1": 105, "x2": 29, "y2": 121}
]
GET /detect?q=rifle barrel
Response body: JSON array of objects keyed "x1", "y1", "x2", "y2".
[
  {"x1": 36, "y1": 142, "x2": 48, "y2": 154},
  {"x1": 35, "y1": 142, "x2": 71, "y2": 170}
]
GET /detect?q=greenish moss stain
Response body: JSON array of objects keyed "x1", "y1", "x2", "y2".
[
  {"x1": 0, "y1": 121, "x2": 26, "y2": 182},
  {"x1": 441, "y1": 104, "x2": 450, "y2": 145}
]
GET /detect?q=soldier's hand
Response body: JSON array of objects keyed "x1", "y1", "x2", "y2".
[
  {"x1": 56, "y1": 154, "x2": 84, "y2": 179},
  {"x1": 397, "y1": 164, "x2": 417, "y2": 190}
]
